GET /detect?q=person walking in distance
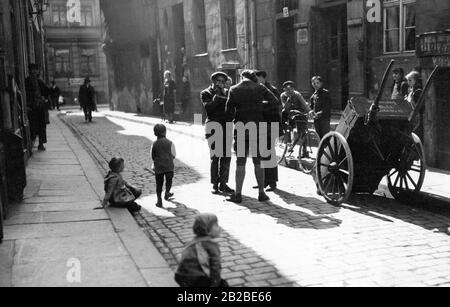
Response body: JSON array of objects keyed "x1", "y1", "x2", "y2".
[
  {"x1": 225, "y1": 70, "x2": 279, "y2": 204},
  {"x1": 201, "y1": 72, "x2": 235, "y2": 195},
  {"x1": 49, "y1": 80, "x2": 61, "y2": 111},
  {"x1": 391, "y1": 68, "x2": 409, "y2": 101},
  {"x1": 310, "y1": 76, "x2": 332, "y2": 139},
  {"x1": 163, "y1": 70, "x2": 176, "y2": 124},
  {"x1": 25, "y1": 64, "x2": 50, "y2": 151},
  {"x1": 255, "y1": 70, "x2": 282, "y2": 192},
  {"x1": 78, "y1": 77, "x2": 97, "y2": 123},
  {"x1": 180, "y1": 75, "x2": 191, "y2": 115}
]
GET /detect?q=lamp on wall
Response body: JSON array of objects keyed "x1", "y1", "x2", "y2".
[{"x1": 31, "y1": 0, "x2": 49, "y2": 15}]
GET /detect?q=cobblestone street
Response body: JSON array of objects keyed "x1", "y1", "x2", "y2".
[{"x1": 61, "y1": 110, "x2": 450, "y2": 287}]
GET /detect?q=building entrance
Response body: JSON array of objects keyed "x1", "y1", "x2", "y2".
[{"x1": 276, "y1": 16, "x2": 297, "y2": 87}]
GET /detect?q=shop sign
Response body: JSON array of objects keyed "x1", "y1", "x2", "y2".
[
  {"x1": 69, "y1": 78, "x2": 84, "y2": 86},
  {"x1": 283, "y1": 7, "x2": 289, "y2": 18},
  {"x1": 417, "y1": 31, "x2": 450, "y2": 58},
  {"x1": 297, "y1": 28, "x2": 308, "y2": 45},
  {"x1": 67, "y1": 0, "x2": 81, "y2": 24}
]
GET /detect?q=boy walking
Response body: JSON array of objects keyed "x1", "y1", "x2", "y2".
[{"x1": 152, "y1": 124, "x2": 176, "y2": 208}]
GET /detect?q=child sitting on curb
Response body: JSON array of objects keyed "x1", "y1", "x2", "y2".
[
  {"x1": 175, "y1": 213, "x2": 228, "y2": 287},
  {"x1": 151, "y1": 124, "x2": 176, "y2": 208},
  {"x1": 101, "y1": 158, "x2": 142, "y2": 213}
]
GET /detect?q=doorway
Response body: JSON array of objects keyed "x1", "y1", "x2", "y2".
[
  {"x1": 435, "y1": 68, "x2": 450, "y2": 170},
  {"x1": 276, "y1": 17, "x2": 297, "y2": 86},
  {"x1": 313, "y1": 4, "x2": 349, "y2": 111}
]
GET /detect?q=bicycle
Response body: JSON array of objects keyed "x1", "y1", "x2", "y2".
[{"x1": 275, "y1": 111, "x2": 321, "y2": 174}]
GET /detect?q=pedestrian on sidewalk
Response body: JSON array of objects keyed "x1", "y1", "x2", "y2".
[
  {"x1": 201, "y1": 72, "x2": 235, "y2": 195},
  {"x1": 162, "y1": 71, "x2": 176, "y2": 124},
  {"x1": 25, "y1": 63, "x2": 50, "y2": 151},
  {"x1": 175, "y1": 213, "x2": 228, "y2": 288},
  {"x1": 49, "y1": 80, "x2": 61, "y2": 111},
  {"x1": 310, "y1": 76, "x2": 332, "y2": 139},
  {"x1": 225, "y1": 70, "x2": 279, "y2": 204},
  {"x1": 181, "y1": 75, "x2": 191, "y2": 115},
  {"x1": 78, "y1": 77, "x2": 97, "y2": 123},
  {"x1": 151, "y1": 124, "x2": 176, "y2": 208},
  {"x1": 101, "y1": 158, "x2": 142, "y2": 213},
  {"x1": 255, "y1": 70, "x2": 282, "y2": 192}
]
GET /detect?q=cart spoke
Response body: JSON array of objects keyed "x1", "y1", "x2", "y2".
[
  {"x1": 322, "y1": 150, "x2": 333, "y2": 163},
  {"x1": 339, "y1": 169, "x2": 350, "y2": 177},
  {"x1": 338, "y1": 157, "x2": 348, "y2": 168},
  {"x1": 403, "y1": 176, "x2": 410, "y2": 190},
  {"x1": 406, "y1": 172, "x2": 418, "y2": 190},
  {"x1": 327, "y1": 139, "x2": 337, "y2": 160},
  {"x1": 388, "y1": 169, "x2": 399, "y2": 178},
  {"x1": 324, "y1": 174, "x2": 333, "y2": 194},
  {"x1": 393, "y1": 173, "x2": 401, "y2": 188}
]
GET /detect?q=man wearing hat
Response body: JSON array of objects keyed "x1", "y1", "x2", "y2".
[
  {"x1": 255, "y1": 70, "x2": 282, "y2": 191},
  {"x1": 78, "y1": 77, "x2": 97, "y2": 123},
  {"x1": 25, "y1": 64, "x2": 50, "y2": 151},
  {"x1": 201, "y1": 72, "x2": 235, "y2": 195},
  {"x1": 281, "y1": 81, "x2": 311, "y2": 135}
]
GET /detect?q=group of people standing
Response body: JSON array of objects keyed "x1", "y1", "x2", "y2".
[
  {"x1": 25, "y1": 64, "x2": 97, "y2": 152},
  {"x1": 201, "y1": 69, "x2": 332, "y2": 204}
]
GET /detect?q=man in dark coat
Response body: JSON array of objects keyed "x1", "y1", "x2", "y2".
[
  {"x1": 49, "y1": 80, "x2": 61, "y2": 111},
  {"x1": 310, "y1": 76, "x2": 332, "y2": 139},
  {"x1": 26, "y1": 64, "x2": 49, "y2": 151},
  {"x1": 255, "y1": 70, "x2": 282, "y2": 191},
  {"x1": 225, "y1": 70, "x2": 279, "y2": 204},
  {"x1": 201, "y1": 72, "x2": 234, "y2": 195},
  {"x1": 78, "y1": 77, "x2": 96, "y2": 123}
]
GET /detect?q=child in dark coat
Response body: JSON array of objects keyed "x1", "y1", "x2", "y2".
[
  {"x1": 175, "y1": 214, "x2": 228, "y2": 287},
  {"x1": 102, "y1": 158, "x2": 142, "y2": 213},
  {"x1": 151, "y1": 124, "x2": 176, "y2": 208}
]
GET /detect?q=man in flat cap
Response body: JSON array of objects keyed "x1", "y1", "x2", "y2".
[
  {"x1": 201, "y1": 72, "x2": 235, "y2": 195},
  {"x1": 25, "y1": 64, "x2": 49, "y2": 151}
]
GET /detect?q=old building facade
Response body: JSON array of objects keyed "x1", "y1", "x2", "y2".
[
  {"x1": 0, "y1": 0, "x2": 47, "y2": 241},
  {"x1": 100, "y1": 0, "x2": 159, "y2": 115},
  {"x1": 43, "y1": 0, "x2": 108, "y2": 105}
]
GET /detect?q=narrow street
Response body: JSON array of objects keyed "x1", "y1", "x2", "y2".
[{"x1": 61, "y1": 108, "x2": 450, "y2": 287}]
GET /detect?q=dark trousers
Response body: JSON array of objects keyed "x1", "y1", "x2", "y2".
[
  {"x1": 29, "y1": 109, "x2": 47, "y2": 145},
  {"x1": 175, "y1": 274, "x2": 229, "y2": 288},
  {"x1": 315, "y1": 119, "x2": 331, "y2": 140},
  {"x1": 211, "y1": 157, "x2": 231, "y2": 187},
  {"x1": 111, "y1": 188, "x2": 142, "y2": 213},
  {"x1": 156, "y1": 172, "x2": 174, "y2": 200},
  {"x1": 50, "y1": 97, "x2": 59, "y2": 110},
  {"x1": 263, "y1": 126, "x2": 278, "y2": 187},
  {"x1": 83, "y1": 108, "x2": 93, "y2": 122}
]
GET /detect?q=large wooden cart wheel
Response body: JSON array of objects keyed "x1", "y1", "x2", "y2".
[
  {"x1": 316, "y1": 132, "x2": 354, "y2": 206},
  {"x1": 387, "y1": 133, "x2": 426, "y2": 201}
]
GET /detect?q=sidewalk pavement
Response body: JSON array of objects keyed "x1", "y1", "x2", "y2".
[
  {"x1": 100, "y1": 109, "x2": 450, "y2": 205},
  {"x1": 0, "y1": 112, "x2": 177, "y2": 287}
]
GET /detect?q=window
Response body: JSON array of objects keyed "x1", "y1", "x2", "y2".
[
  {"x1": 54, "y1": 49, "x2": 71, "y2": 77},
  {"x1": 80, "y1": 6, "x2": 94, "y2": 27},
  {"x1": 384, "y1": 0, "x2": 416, "y2": 53},
  {"x1": 80, "y1": 49, "x2": 97, "y2": 76},
  {"x1": 276, "y1": 0, "x2": 298, "y2": 13},
  {"x1": 220, "y1": 0, "x2": 236, "y2": 50},
  {"x1": 193, "y1": 0, "x2": 207, "y2": 54},
  {"x1": 52, "y1": 4, "x2": 67, "y2": 27}
]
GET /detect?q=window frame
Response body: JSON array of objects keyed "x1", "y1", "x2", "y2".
[
  {"x1": 80, "y1": 5, "x2": 94, "y2": 27},
  {"x1": 51, "y1": 4, "x2": 67, "y2": 27},
  {"x1": 383, "y1": 0, "x2": 416, "y2": 54},
  {"x1": 53, "y1": 48, "x2": 72, "y2": 78},
  {"x1": 221, "y1": 0, "x2": 237, "y2": 50},
  {"x1": 193, "y1": 0, "x2": 208, "y2": 54},
  {"x1": 80, "y1": 48, "x2": 99, "y2": 77}
]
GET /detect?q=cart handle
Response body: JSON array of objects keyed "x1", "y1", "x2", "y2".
[
  {"x1": 365, "y1": 60, "x2": 395, "y2": 126},
  {"x1": 408, "y1": 65, "x2": 439, "y2": 123}
]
